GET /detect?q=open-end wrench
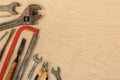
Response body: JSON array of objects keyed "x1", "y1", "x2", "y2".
[
  {"x1": 27, "y1": 54, "x2": 42, "y2": 80},
  {"x1": 51, "y1": 67, "x2": 62, "y2": 80},
  {"x1": 0, "y1": 2, "x2": 20, "y2": 15},
  {"x1": 0, "y1": 4, "x2": 41, "y2": 31}
]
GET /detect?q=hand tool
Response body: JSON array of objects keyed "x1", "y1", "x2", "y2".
[
  {"x1": 51, "y1": 67, "x2": 62, "y2": 80},
  {"x1": 27, "y1": 54, "x2": 42, "y2": 80},
  {"x1": 0, "y1": 2, "x2": 20, "y2": 15},
  {"x1": 34, "y1": 62, "x2": 48, "y2": 80},
  {"x1": 5, "y1": 38, "x2": 26, "y2": 80},
  {"x1": 0, "y1": 26, "x2": 39, "y2": 80},
  {"x1": 16, "y1": 31, "x2": 39, "y2": 80},
  {"x1": 0, "y1": 29, "x2": 15, "y2": 61},
  {"x1": 0, "y1": 15, "x2": 13, "y2": 18},
  {"x1": 0, "y1": 31, "x2": 8, "y2": 41},
  {"x1": 0, "y1": 4, "x2": 41, "y2": 31}
]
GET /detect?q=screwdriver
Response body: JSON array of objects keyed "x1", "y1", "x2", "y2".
[{"x1": 5, "y1": 38, "x2": 26, "y2": 80}]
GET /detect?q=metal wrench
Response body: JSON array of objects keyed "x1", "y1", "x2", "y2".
[
  {"x1": 51, "y1": 67, "x2": 62, "y2": 80},
  {"x1": 0, "y1": 4, "x2": 41, "y2": 31},
  {"x1": 27, "y1": 54, "x2": 42, "y2": 80},
  {"x1": 0, "y1": 2, "x2": 20, "y2": 15}
]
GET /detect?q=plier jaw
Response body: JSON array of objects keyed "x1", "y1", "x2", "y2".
[
  {"x1": 42, "y1": 62, "x2": 48, "y2": 72},
  {"x1": 35, "y1": 61, "x2": 48, "y2": 80}
]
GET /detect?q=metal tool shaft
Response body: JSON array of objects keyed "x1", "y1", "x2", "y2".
[
  {"x1": 0, "y1": 19, "x2": 21, "y2": 31},
  {"x1": 16, "y1": 33, "x2": 38, "y2": 80},
  {"x1": 27, "y1": 62, "x2": 38, "y2": 80},
  {"x1": 0, "y1": 31, "x2": 8, "y2": 41},
  {"x1": 0, "y1": 29, "x2": 15, "y2": 61}
]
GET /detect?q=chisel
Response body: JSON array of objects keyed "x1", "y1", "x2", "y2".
[{"x1": 5, "y1": 38, "x2": 26, "y2": 80}]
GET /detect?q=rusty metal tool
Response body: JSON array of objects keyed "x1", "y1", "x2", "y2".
[
  {"x1": 27, "y1": 54, "x2": 42, "y2": 80},
  {"x1": 0, "y1": 4, "x2": 41, "y2": 31},
  {"x1": 0, "y1": 2, "x2": 20, "y2": 15},
  {"x1": 34, "y1": 62, "x2": 48, "y2": 80},
  {"x1": 0, "y1": 31, "x2": 9, "y2": 41},
  {"x1": 16, "y1": 33, "x2": 39, "y2": 80},
  {"x1": 0, "y1": 29, "x2": 15, "y2": 61},
  {"x1": 5, "y1": 38, "x2": 26, "y2": 80},
  {"x1": 0, "y1": 26, "x2": 39, "y2": 80},
  {"x1": 51, "y1": 67, "x2": 62, "y2": 80}
]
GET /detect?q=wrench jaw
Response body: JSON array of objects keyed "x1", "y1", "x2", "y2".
[
  {"x1": 29, "y1": 4, "x2": 42, "y2": 24},
  {"x1": 27, "y1": 54, "x2": 42, "y2": 80},
  {"x1": 33, "y1": 54, "x2": 42, "y2": 63},
  {"x1": 51, "y1": 67, "x2": 62, "y2": 80},
  {"x1": 30, "y1": 4, "x2": 42, "y2": 22},
  {"x1": 51, "y1": 67, "x2": 55, "y2": 74},
  {"x1": 20, "y1": 4, "x2": 41, "y2": 25},
  {"x1": 8, "y1": 2, "x2": 20, "y2": 15},
  {"x1": 57, "y1": 67, "x2": 61, "y2": 73},
  {"x1": 51, "y1": 67, "x2": 61, "y2": 73}
]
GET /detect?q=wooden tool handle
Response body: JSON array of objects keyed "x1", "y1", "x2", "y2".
[{"x1": 5, "y1": 62, "x2": 17, "y2": 80}]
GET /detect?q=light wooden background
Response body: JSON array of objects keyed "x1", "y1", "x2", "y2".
[{"x1": 0, "y1": 0, "x2": 120, "y2": 80}]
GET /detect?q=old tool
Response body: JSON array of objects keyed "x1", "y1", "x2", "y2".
[
  {"x1": 0, "y1": 15, "x2": 12, "y2": 18},
  {"x1": 0, "y1": 31, "x2": 8, "y2": 41},
  {"x1": 5, "y1": 38, "x2": 26, "y2": 80},
  {"x1": 0, "y1": 4, "x2": 41, "y2": 31},
  {"x1": 16, "y1": 32, "x2": 39, "y2": 80},
  {"x1": 51, "y1": 67, "x2": 62, "y2": 80},
  {"x1": 0, "y1": 2, "x2": 20, "y2": 15},
  {"x1": 0, "y1": 26, "x2": 39, "y2": 80},
  {"x1": 34, "y1": 62, "x2": 48, "y2": 80},
  {"x1": 0, "y1": 29, "x2": 15, "y2": 61},
  {"x1": 16, "y1": 33, "x2": 37, "y2": 80},
  {"x1": 27, "y1": 54, "x2": 42, "y2": 80}
]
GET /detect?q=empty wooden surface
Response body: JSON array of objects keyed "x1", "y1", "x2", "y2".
[{"x1": 0, "y1": 0, "x2": 120, "y2": 80}]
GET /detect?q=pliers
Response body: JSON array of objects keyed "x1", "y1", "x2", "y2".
[{"x1": 34, "y1": 62, "x2": 48, "y2": 80}]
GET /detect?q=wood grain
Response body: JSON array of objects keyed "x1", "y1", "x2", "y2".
[{"x1": 0, "y1": 0, "x2": 120, "y2": 80}]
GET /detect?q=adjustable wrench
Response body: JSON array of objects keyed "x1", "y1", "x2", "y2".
[
  {"x1": 0, "y1": 4, "x2": 41, "y2": 31},
  {"x1": 0, "y1": 2, "x2": 20, "y2": 15},
  {"x1": 27, "y1": 54, "x2": 42, "y2": 80},
  {"x1": 51, "y1": 67, "x2": 62, "y2": 80}
]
